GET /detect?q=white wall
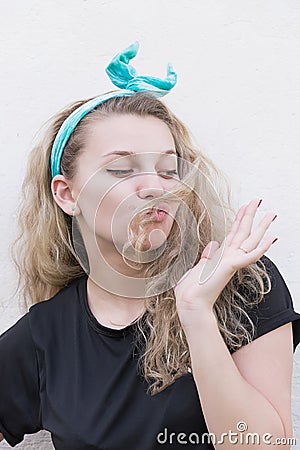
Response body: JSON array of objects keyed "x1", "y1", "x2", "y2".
[{"x1": 0, "y1": 0, "x2": 299, "y2": 448}]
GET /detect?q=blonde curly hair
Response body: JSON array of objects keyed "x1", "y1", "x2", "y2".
[{"x1": 10, "y1": 92, "x2": 271, "y2": 396}]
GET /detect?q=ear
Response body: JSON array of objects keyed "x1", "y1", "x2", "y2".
[{"x1": 51, "y1": 175, "x2": 81, "y2": 216}]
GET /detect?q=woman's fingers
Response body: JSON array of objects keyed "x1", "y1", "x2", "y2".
[
  {"x1": 229, "y1": 198, "x2": 266, "y2": 249},
  {"x1": 225, "y1": 204, "x2": 248, "y2": 247},
  {"x1": 234, "y1": 233, "x2": 278, "y2": 267},
  {"x1": 226, "y1": 199, "x2": 258, "y2": 247},
  {"x1": 238, "y1": 211, "x2": 277, "y2": 251},
  {"x1": 226, "y1": 197, "x2": 277, "y2": 249}
]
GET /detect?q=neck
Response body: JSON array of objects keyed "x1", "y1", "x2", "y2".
[
  {"x1": 78, "y1": 224, "x2": 149, "y2": 328},
  {"x1": 79, "y1": 224, "x2": 148, "y2": 295},
  {"x1": 87, "y1": 275, "x2": 146, "y2": 329}
]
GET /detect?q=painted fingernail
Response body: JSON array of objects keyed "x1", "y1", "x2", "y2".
[
  {"x1": 271, "y1": 237, "x2": 278, "y2": 244},
  {"x1": 257, "y1": 199, "x2": 263, "y2": 208},
  {"x1": 272, "y1": 214, "x2": 277, "y2": 222}
]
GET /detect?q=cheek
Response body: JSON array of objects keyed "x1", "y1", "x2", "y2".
[
  {"x1": 75, "y1": 174, "x2": 117, "y2": 231},
  {"x1": 76, "y1": 171, "x2": 133, "y2": 240},
  {"x1": 94, "y1": 183, "x2": 133, "y2": 241}
]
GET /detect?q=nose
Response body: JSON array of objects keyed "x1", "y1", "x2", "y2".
[{"x1": 136, "y1": 173, "x2": 165, "y2": 200}]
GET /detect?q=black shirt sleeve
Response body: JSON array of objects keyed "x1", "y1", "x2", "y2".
[
  {"x1": 230, "y1": 255, "x2": 300, "y2": 354},
  {"x1": 0, "y1": 311, "x2": 42, "y2": 446}
]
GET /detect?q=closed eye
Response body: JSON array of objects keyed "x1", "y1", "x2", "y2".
[
  {"x1": 161, "y1": 170, "x2": 179, "y2": 178},
  {"x1": 106, "y1": 169, "x2": 133, "y2": 175},
  {"x1": 106, "y1": 169, "x2": 179, "y2": 177}
]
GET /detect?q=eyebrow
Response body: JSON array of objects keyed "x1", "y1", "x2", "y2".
[{"x1": 101, "y1": 149, "x2": 177, "y2": 158}]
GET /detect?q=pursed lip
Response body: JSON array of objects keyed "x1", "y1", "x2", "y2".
[
  {"x1": 134, "y1": 202, "x2": 171, "y2": 217},
  {"x1": 148, "y1": 202, "x2": 170, "y2": 214}
]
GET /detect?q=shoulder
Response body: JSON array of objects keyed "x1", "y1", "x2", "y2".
[
  {"x1": 27, "y1": 275, "x2": 87, "y2": 343},
  {"x1": 236, "y1": 254, "x2": 300, "y2": 353},
  {"x1": 29, "y1": 274, "x2": 86, "y2": 315},
  {"x1": 255, "y1": 255, "x2": 297, "y2": 318}
]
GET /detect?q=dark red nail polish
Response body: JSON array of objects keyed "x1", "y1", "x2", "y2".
[
  {"x1": 257, "y1": 199, "x2": 262, "y2": 208},
  {"x1": 271, "y1": 238, "x2": 278, "y2": 244},
  {"x1": 272, "y1": 214, "x2": 277, "y2": 222}
]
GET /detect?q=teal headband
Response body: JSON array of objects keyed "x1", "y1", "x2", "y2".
[{"x1": 50, "y1": 41, "x2": 177, "y2": 179}]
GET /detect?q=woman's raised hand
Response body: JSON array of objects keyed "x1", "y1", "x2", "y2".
[{"x1": 174, "y1": 198, "x2": 278, "y2": 330}]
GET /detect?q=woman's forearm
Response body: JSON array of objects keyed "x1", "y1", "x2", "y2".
[{"x1": 184, "y1": 311, "x2": 288, "y2": 450}]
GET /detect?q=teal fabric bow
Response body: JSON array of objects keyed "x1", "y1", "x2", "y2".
[
  {"x1": 50, "y1": 42, "x2": 177, "y2": 178},
  {"x1": 105, "y1": 41, "x2": 177, "y2": 96}
]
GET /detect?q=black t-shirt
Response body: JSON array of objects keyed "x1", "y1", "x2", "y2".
[{"x1": 1, "y1": 255, "x2": 300, "y2": 450}]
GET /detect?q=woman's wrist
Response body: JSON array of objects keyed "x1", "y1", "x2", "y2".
[{"x1": 179, "y1": 304, "x2": 217, "y2": 338}]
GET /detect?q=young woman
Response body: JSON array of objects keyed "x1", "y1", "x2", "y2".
[{"x1": 1, "y1": 42, "x2": 299, "y2": 450}]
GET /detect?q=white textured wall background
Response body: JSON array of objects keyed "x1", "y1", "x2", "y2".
[{"x1": 0, "y1": 0, "x2": 299, "y2": 448}]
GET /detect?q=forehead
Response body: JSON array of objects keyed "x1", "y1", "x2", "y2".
[{"x1": 85, "y1": 114, "x2": 176, "y2": 161}]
